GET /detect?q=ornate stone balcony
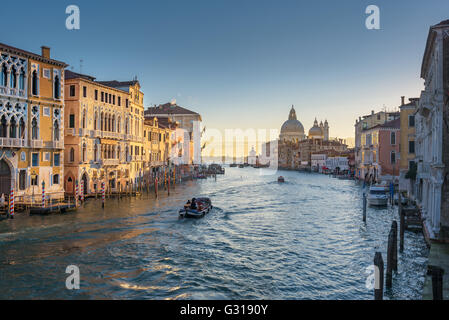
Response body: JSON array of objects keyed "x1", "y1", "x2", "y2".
[
  {"x1": 0, "y1": 86, "x2": 26, "y2": 98},
  {"x1": 0, "y1": 137, "x2": 27, "y2": 148}
]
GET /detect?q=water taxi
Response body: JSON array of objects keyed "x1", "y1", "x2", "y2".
[
  {"x1": 367, "y1": 185, "x2": 389, "y2": 206},
  {"x1": 179, "y1": 198, "x2": 212, "y2": 218}
]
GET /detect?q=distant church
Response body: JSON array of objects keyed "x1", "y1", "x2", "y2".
[
  {"x1": 260, "y1": 105, "x2": 347, "y2": 169},
  {"x1": 279, "y1": 105, "x2": 329, "y2": 142}
]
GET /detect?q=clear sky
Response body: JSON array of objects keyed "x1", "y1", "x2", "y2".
[{"x1": 2, "y1": 0, "x2": 448, "y2": 156}]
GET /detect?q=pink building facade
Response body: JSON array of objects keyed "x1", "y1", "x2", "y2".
[{"x1": 360, "y1": 118, "x2": 400, "y2": 182}]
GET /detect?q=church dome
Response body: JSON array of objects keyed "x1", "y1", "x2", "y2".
[
  {"x1": 280, "y1": 106, "x2": 304, "y2": 135},
  {"x1": 308, "y1": 118, "x2": 323, "y2": 138}
]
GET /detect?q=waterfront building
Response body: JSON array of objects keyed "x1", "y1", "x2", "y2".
[
  {"x1": 145, "y1": 102, "x2": 202, "y2": 165},
  {"x1": 247, "y1": 146, "x2": 257, "y2": 165},
  {"x1": 0, "y1": 43, "x2": 67, "y2": 202},
  {"x1": 415, "y1": 19, "x2": 449, "y2": 240},
  {"x1": 398, "y1": 96, "x2": 419, "y2": 194},
  {"x1": 97, "y1": 79, "x2": 145, "y2": 186},
  {"x1": 359, "y1": 118, "x2": 400, "y2": 182},
  {"x1": 354, "y1": 110, "x2": 400, "y2": 180},
  {"x1": 311, "y1": 153, "x2": 327, "y2": 172},
  {"x1": 64, "y1": 70, "x2": 143, "y2": 195},
  {"x1": 143, "y1": 117, "x2": 172, "y2": 176}
]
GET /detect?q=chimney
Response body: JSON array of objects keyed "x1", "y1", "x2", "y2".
[
  {"x1": 371, "y1": 110, "x2": 374, "y2": 115},
  {"x1": 401, "y1": 96, "x2": 405, "y2": 105},
  {"x1": 41, "y1": 46, "x2": 50, "y2": 59}
]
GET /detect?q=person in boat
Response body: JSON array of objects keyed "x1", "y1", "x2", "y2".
[
  {"x1": 190, "y1": 198, "x2": 197, "y2": 210},
  {"x1": 184, "y1": 200, "x2": 191, "y2": 209}
]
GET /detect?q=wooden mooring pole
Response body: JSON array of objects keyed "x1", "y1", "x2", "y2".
[
  {"x1": 430, "y1": 266, "x2": 444, "y2": 300},
  {"x1": 399, "y1": 193, "x2": 405, "y2": 253},
  {"x1": 391, "y1": 221, "x2": 398, "y2": 272},
  {"x1": 363, "y1": 192, "x2": 367, "y2": 222},
  {"x1": 374, "y1": 252, "x2": 384, "y2": 300}
]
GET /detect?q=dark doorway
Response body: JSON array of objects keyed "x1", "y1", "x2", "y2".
[
  {"x1": 82, "y1": 173, "x2": 88, "y2": 195},
  {"x1": 0, "y1": 159, "x2": 11, "y2": 196}
]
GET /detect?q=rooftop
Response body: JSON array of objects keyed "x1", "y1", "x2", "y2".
[
  {"x1": 0, "y1": 42, "x2": 67, "y2": 67},
  {"x1": 145, "y1": 103, "x2": 200, "y2": 116}
]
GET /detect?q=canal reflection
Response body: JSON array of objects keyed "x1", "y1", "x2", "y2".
[{"x1": 0, "y1": 168, "x2": 428, "y2": 299}]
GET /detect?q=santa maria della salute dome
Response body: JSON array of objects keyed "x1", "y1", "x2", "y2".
[
  {"x1": 279, "y1": 105, "x2": 305, "y2": 141},
  {"x1": 279, "y1": 105, "x2": 329, "y2": 142}
]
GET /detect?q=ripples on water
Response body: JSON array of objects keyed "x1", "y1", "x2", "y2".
[{"x1": 0, "y1": 168, "x2": 428, "y2": 300}]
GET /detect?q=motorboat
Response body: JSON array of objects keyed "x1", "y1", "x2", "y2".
[
  {"x1": 179, "y1": 197, "x2": 212, "y2": 218},
  {"x1": 367, "y1": 185, "x2": 388, "y2": 206}
]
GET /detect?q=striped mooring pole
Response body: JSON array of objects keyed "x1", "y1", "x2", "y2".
[
  {"x1": 42, "y1": 181, "x2": 45, "y2": 208},
  {"x1": 101, "y1": 181, "x2": 105, "y2": 208},
  {"x1": 155, "y1": 176, "x2": 158, "y2": 198},
  {"x1": 9, "y1": 188, "x2": 14, "y2": 219},
  {"x1": 75, "y1": 180, "x2": 79, "y2": 207},
  {"x1": 80, "y1": 180, "x2": 84, "y2": 203}
]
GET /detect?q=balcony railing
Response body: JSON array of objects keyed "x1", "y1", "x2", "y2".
[
  {"x1": 101, "y1": 159, "x2": 119, "y2": 166},
  {"x1": 29, "y1": 139, "x2": 43, "y2": 148},
  {"x1": 79, "y1": 128, "x2": 89, "y2": 137},
  {"x1": 65, "y1": 128, "x2": 75, "y2": 136},
  {"x1": 0, "y1": 86, "x2": 26, "y2": 98},
  {"x1": 0, "y1": 138, "x2": 27, "y2": 148}
]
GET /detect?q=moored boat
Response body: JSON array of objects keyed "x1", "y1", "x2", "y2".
[
  {"x1": 367, "y1": 185, "x2": 388, "y2": 206},
  {"x1": 179, "y1": 197, "x2": 212, "y2": 218}
]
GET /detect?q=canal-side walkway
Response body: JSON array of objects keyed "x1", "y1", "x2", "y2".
[{"x1": 422, "y1": 241, "x2": 449, "y2": 299}]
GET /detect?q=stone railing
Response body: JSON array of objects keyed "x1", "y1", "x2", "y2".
[
  {"x1": 0, "y1": 138, "x2": 27, "y2": 148},
  {"x1": 29, "y1": 139, "x2": 43, "y2": 148}
]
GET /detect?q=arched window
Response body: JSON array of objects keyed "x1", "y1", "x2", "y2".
[
  {"x1": 70, "y1": 148, "x2": 75, "y2": 162},
  {"x1": 94, "y1": 112, "x2": 97, "y2": 130},
  {"x1": 82, "y1": 143, "x2": 87, "y2": 162},
  {"x1": 0, "y1": 116, "x2": 7, "y2": 137},
  {"x1": 100, "y1": 112, "x2": 104, "y2": 131},
  {"x1": 54, "y1": 75, "x2": 60, "y2": 99},
  {"x1": 94, "y1": 144, "x2": 98, "y2": 162},
  {"x1": 19, "y1": 117, "x2": 25, "y2": 139},
  {"x1": 19, "y1": 68, "x2": 25, "y2": 90},
  {"x1": 10, "y1": 67, "x2": 17, "y2": 88},
  {"x1": 117, "y1": 117, "x2": 121, "y2": 133},
  {"x1": 32, "y1": 70, "x2": 38, "y2": 95},
  {"x1": 54, "y1": 121, "x2": 60, "y2": 141},
  {"x1": 112, "y1": 115, "x2": 115, "y2": 132},
  {"x1": 9, "y1": 117, "x2": 17, "y2": 138},
  {"x1": 118, "y1": 146, "x2": 121, "y2": 161},
  {"x1": 0, "y1": 65, "x2": 6, "y2": 87},
  {"x1": 82, "y1": 110, "x2": 86, "y2": 129},
  {"x1": 31, "y1": 117, "x2": 38, "y2": 139},
  {"x1": 125, "y1": 146, "x2": 129, "y2": 161}
]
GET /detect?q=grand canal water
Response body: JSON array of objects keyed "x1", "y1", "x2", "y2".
[{"x1": 0, "y1": 167, "x2": 428, "y2": 300}]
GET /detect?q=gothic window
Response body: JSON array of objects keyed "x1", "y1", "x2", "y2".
[
  {"x1": 94, "y1": 144, "x2": 98, "y2": 162},
  {"x1": 112, "y1": 115, "x2": 115, "y2": 132},
  {"x1": 70, "y1": 148, "x2": 75, "y2": 162},
  {"x1": 100, "y1": 112, "x2": 104, "y2": 131},
  {"x1": 390, "y1": 132, "x2": 396, "y2": 145},
  {"x1": 32, "y1": 70, "x2": 38, "y2": 95},
  {"x1": 19, "y1": 117, "x2": 25, "y2": 139},
  {"x1": 94, "y1": 112, "x2": 98, "y2": 130},
  {"x1": 19, "y1": 68, "x2": 25, "y2": 90},
  {"x1": 82, "y1": 143, "x2": 87, "y2": 162},
  {"x1": 10, "y1": 66, "x2": 17, "y2": 88},
  {"x1": 0, "y1": 115, "x2": 6, "y2": 137},
  {"x1": 0, "y1": 65, "x2": 6, "y2": 86},
  {"x1": 54, "y1": 75, "x2": 60, "y2": 99},
  {"x1": 32, "y1": 117, "x2": 39, "y2": 139},
  {"x1": 54, "y1": 121, "x2": 60, "y2": 141}
]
